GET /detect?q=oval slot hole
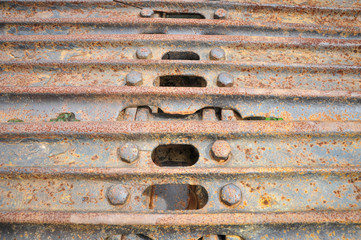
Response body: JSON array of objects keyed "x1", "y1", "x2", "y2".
[
  {"x1": 162, "y1": 51, "x2": 200, "y2": 60},
  {"x1": 158, "y1": 75, "x2": 207, "y2": 87},
  {"x1": 143, "y1": 184, "x2": 208, "y2": 210},
  {"x1": 152, "y1": 144, "x2": 199, "y2": 167},
  {"x1": 162, "y1": 12, "x2": 205, "y2": 19}
]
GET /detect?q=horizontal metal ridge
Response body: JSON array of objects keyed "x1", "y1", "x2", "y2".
[
  {"x1": 115, "y1": 0, "x2": 361, "y2": 11},
  {"x1": 2, "y1": 0, "x2": 360, "y2": 11},
  {"x1": 0, "y1": 166, "x2": 360, "y2": 179},
  {"x1": 1, "y1": 59, "x2": 360, "y2": 71},
  {"x1": 1, "y1": 86, "x2": 360, "y2": 99},
  {"x1": 1, "y1": 121, "x2": 360, "y2": 136},
  {"x1": 1, "y1": 18, "x2": 359, "y2": 37},
  {"x1": 1, "y1": 211, "x2": 360, "y2": 225},
  {"x1": 1, "y1": 33, "x2": 360, "y2": 47}
]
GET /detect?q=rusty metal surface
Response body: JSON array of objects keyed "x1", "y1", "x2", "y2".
[
  {"x1": 1, "y1": 87, "x2": 360, "y2": 121},
  {"x1": 1, "y1": 0, "x2": 360, "y2": 38},
  {"x1": 1, "y1": 223, "x2": 360, "y2": 240},
  {"x1": 0, "y1": 0, "x2": 361, "y2": 239},
  {"x1": 0, "y1": 121, "x2": 360, "y2": 238}
]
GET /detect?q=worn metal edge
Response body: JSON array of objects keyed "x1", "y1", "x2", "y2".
[
  {"x1": 2, "y1": 0, "x2": 360, "y2": 12},
  {"x1": 0, "y1": 121, "x2": 360, "y2": 136},
  {"x1": 0, "y1": 211, "x2": 360, "y2": 225},
  {"x1": 1, "y1": 33, "x2": 360, "y2": 47},
  {"x1": 1, "y1": 18, "x2": 359, "y2": 36},
  {"x1": 1, "y1": 59, "x2": 360, "y2": 72},
  {"x1": 1, "y1": 86, "x2": 360, "y2": 99},
  {"x1": 112, "y1": 0, "x2": 361, "y2": 11},
  {"x1": 0, "y1": 166, "x2": 360, "y2": 179}
]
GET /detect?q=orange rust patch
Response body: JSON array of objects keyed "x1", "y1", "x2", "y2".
[{"x1": 259, "y1": 193, "x2": 275, "y2": 208}]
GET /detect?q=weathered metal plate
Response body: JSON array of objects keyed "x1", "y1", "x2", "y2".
[
  {"x1": 1, "y1": 87, "x2": 361, "y2": 121},
  {"x1": 0, "y1": 121, "x2": 360, "y2": 238},
  {"x1": 1, "y1": 60, "x2": 361, "y2": 91},
  {"x1": 0, "y1": 0, "x2": 360, "y2": 239},
  {"x1": 1, "y1": 0, "x2": 360, "y2": 38}
]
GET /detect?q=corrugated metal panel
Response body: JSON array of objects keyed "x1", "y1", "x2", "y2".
[{"x1": 0, "y1": 0, "x2": 360, "y2": 239}]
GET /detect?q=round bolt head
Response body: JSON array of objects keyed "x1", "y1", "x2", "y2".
[
  {"x1": 214, "y1": 8, "x2": 227, "y2": 19},
  {"x1": 107, "y1": 184, "x2": 129, "y2": 205},
  {"x1": 136, "y1": 47, "x2": 152, "y2": 59},
  {"x1": 126, "y1": 71, "x2": 143, "y2": 86},
  {"x1": 211, "y1": 140, "x2": 231, "y2": 161},
  {"x1": 217, "y1": 72, "x2": 234, "y2": 87},
  {"x1": 118, "y1": 142, "x2": 139, "y2": 163},
  {"x1": 220, "y1": 183, "x2": 242, "y2": 206},
  {"x1": 140, "y1": 8, "x2": 154, "y2": 18},
  {"x1": 210, "y1": 47, "x2": 225, "y2": 60}
]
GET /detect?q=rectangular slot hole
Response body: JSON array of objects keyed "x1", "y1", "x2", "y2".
[
  {"x1": 160, "y1": 12, "x2": 205, "y2": 19},
  {"x1": 158, "y1": 75, "x2": 207, "y2": 87},
  {"x1": 162, "y1": 51, "x2": 200, "y2": 60}
]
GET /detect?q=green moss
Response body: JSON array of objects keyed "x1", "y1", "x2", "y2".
[
  {"x1": 50, "y1": 112, "x2": 80, "y2": 122},
  {"x1": 7, "y1": 119, "x2": 24, "y2": 123}
]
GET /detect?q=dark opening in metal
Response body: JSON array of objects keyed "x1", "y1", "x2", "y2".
[
  {"x1": 158, "y1": 75, "x2": 207, "y2": 87},
  {"x1": 143, "y1": 184, "x2": 208, "y2": 210},
  {"x1": 199, "y1": 236, "x2": 243, "y2": 240},
  {"x1": 161, "y1": 12, "x2": 205, "y2": 19},
  {"x1": 162, "y1": 51, "x2": 200, "y2": 60},
  {"x1": 152, "y1": 144, "x2": 199, "y2": 167}
]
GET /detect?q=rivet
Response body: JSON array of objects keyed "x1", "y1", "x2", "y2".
[
  {"x1": 125, "y1": 71, "x2": 143, "y2": 86},
  {"x1": 140, "y1": 8, "x2": 154, "y2": 18},
  {"x1": 210, "y1": 47, "x2": 225, "y2": 60},
  {"x1": 214, "y1": 8, "x2": 227, "y2": 19},
  {"x1": 107, "y1": 184, "x2": 129, "y2": 205},
  {"x1": 211, "y1": 140, "x2": 231, "y2": 161},
  {"x1": 136, "y1": 47, "x2": 152, "y2": 59},
  {"x1": 118, "y1": 142, "x2": 139, "y2": 163},
  {"x1": 217, "y1": 72, "x2": 234, "y2": 87},
  {"x1": 220, "y1": 183, "x2": 242, "y2": 206}
]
